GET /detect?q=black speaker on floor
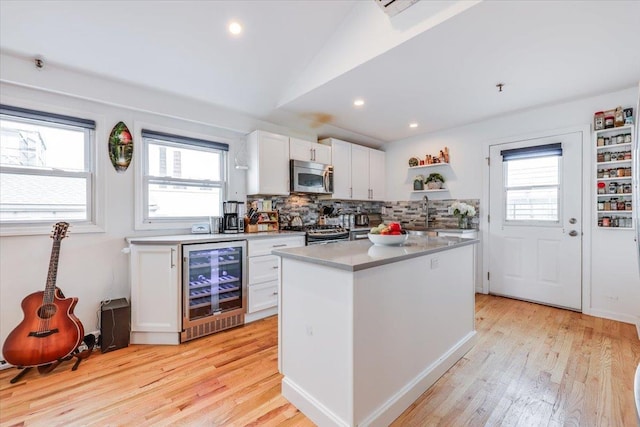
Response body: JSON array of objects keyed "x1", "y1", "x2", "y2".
[{"x1": 100, "y1": 298, "x2": 130, "y2": 353}]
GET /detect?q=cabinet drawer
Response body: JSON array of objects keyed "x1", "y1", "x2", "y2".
[
  {"x1": 248, "y1": 280, "x2": 278, "y2": 313},
  {"x1": 248, "y1": 255, "x2": 279, "y2": 284},
  {"x1": 248, "y1": 236, "x2": 305, "y2": 257}
]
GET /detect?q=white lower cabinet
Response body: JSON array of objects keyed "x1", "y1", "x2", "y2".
[
  {"x1": 130, "y1": 244, "x2": 181, "y2": 345},
  {"x1": 246, "y1": 236, "x2": 305, "y2": 323}
]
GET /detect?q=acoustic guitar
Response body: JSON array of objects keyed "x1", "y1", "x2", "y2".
[{"x1": 2, "y1": 222, "x2": 84, "y2": 367}]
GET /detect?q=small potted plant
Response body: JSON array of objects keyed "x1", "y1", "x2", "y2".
[
  {"x1": 413, "y1": 174, "x2": 425, "y2": 190},
  {"x1": 425, "y1": 173, "x2": 445, "y2": 189}
]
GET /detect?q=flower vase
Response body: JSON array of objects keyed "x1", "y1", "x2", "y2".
[{"x1": 457, "y1": 215, "x2": 470, "y2": 229}]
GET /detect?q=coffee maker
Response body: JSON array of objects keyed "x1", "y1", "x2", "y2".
[{"x1": 223, "y1": 201, "x2": 245, "y2": 234}]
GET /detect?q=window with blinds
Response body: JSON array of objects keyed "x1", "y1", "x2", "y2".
[
  {"x1": 141, "y1": 130, "x2": 228, "y2": 222},
  {"x1": 0, "y1": 104, "x2": 95, "y2": 225},
  {"x1": 502, "y1": 144, "x2": 562, "y2": 223}
]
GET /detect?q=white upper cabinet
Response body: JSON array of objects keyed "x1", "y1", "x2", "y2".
[
  {"x1": 351, "y1": 144, "x2": 370, "y2": 200},
  {"x1": 247, "y1": 131, "x2": 290, "y2": 195},
  {"x1": 320, "y1": 138, "x2": 385, "y2": 201},
  {"x1": 329, "y1": 138, "x2": 352, "y2": 199},
  {"x1": 290, "y1": 138, "x2": 332, "y2": 164},
  {"x1": 369, "y1": 147, "x2": 386, "y2": 200}
]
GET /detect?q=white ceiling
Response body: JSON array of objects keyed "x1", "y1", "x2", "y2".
[{"x1": 1, "y1": 0, "x2": 639, "y2": 148}]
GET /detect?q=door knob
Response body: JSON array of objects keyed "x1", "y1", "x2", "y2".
[
  {"x1": 569, "y1": 218, "x2": 577, "y2": 224},
  {"x1": 568, "y1": 230, "x2": 578, "y2": 236}
]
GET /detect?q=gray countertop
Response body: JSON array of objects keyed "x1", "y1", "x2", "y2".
[
  {"x1": 126, "y1": 230, "x2": 305, "y2": 245},
  {"x1": 272, "y1": 235, "x2": 478, "y2": 272}
]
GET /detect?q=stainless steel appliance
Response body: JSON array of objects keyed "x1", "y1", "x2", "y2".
[
  {"x1": 350, "y1": 228, "x2": 370, "y2": 241},
  {"x1": 223, "y1": 201, "x2": 245, "y2": 234},
  {"x1": 305, "y1": 225, "x2": 350, "y2": 245},
  {"x1": 182, "y1": 240, "x2": 246, "y2": 342},
  {"x1": 290, "y1": 160, "x2": 333, "y2": 194},
  {"x1": 355, "y1": 213, "x2": 369, "y2": 227}
]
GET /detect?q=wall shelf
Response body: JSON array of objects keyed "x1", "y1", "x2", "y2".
[
  {"x1": 408, "y1": 163, "x2": 450, "y2": 171},
  {"x1": 411, "y1": 189, "x2": 448, "y2": 194},
  {"x1": 594, "y1": 122, "x2": 635, "y2": 229}
]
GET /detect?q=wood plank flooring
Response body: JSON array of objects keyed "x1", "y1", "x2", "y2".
[{"x1": 1, "y1": 294, "x2": 638, "y2": 426}]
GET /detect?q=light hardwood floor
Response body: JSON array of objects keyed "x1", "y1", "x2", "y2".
[{"x1": 1, "y1": 294, "x2": 638, "y2": 426}]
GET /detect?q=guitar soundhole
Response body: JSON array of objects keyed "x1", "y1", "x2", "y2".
[{"x1": 38, "y1": 303, "x2": 57, "y2": 319}]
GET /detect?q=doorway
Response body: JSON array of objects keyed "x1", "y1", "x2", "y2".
[{"x1": 488, "y1": 131, "x2": 582, "y2": 310}]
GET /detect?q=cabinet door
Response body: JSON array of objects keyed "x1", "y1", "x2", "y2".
[
  {"x1": 290, "y1": 138, "x2": 313, "y2": 161},
  {"x1": 369, "y1": 148, "x2": 386, "y2": 200},
  {"x1": 330, "y1": 139, "x2": 352, "y2": 199},
  {"x1": 351, "y1": 144, "x2": 370, "y2": 200},
  {"x1": 248, "y1": 280, "x2": 279, "y2": 313},
  {"x1": 130, "y1": 245, "x2": 180, "y2": 333},
  {"x1": 314, "y1": 143, "x2": 332, "y2": 164},
  {"x1": 248, "y1": 131, "x2": 290, "y2": 195},
  {"x1": 248, "y1": 254, "x2": 279, "y2": 284}
]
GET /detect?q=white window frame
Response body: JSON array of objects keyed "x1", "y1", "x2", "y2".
[
  {"x1": 0, "y1": 101, "x2": 105, "y2": 236},
  {"x1": 134, "y1": 122, "x2": 228, "y2": 231}
]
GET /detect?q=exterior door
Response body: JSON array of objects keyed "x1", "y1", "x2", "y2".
[{"x1": 488, "y1": 131, "x2": 582, "y2": 310}]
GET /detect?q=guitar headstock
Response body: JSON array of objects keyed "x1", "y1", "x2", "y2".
[{"x1": 51, "y1": 222, "x2": 70, "y2": 241}]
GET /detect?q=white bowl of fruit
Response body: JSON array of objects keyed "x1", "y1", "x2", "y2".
[{"x1": 368, "y1": 222, "x2": 408, "y2": 246}]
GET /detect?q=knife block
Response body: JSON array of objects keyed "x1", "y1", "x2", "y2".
[{"x1": 245, "y1": 218, "x2": 259, "y2": 233}]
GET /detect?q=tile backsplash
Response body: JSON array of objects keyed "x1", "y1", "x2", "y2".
[
  {"x1": 381, "y1": 199, "x2": 480, "y2": 230},
  {"x1": 247, "y1": 195, "x2": 479, "y2": 229}
]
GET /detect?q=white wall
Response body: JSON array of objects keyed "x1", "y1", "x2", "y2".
[
  {"x1": 384, "y1": 86, "x2": 640, "y2": 326},
  {"x1": 0, "y1": 52, "x2": 318, "y2": 349}
]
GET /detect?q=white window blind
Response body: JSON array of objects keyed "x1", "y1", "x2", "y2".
[
  {"x1": 0, "y1": 104, "x2": 95, "y2": 225},
  {"x1": 502, "y1": 144, "x2": 561, "y2": 222},
  {"x1": 140, "y1": 130, "x2": 228, "y2": 223}
]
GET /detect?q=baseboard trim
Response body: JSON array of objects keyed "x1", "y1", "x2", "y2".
[{"x1": 583, "y1": 308, "x2": 640, "y2": 329}]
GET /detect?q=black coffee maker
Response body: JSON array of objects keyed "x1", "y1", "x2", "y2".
[{"x1": 223, "y1": 201, "x2": 245, "y2": 234}]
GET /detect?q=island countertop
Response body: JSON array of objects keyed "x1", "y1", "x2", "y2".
[{"x1": 272, "y1": 235, "x2": 478, "y2": 272}]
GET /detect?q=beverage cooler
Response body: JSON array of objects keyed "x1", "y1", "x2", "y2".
[{"x1": 181, "y1": 240, "x2": 246, "y2": 342}]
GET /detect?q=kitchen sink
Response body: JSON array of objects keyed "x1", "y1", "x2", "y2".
[{"x1": 404, "y1": 227, "x2": 439, "y2": 237}]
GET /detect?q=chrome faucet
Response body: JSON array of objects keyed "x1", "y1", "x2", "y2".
[{"x1": 423, "y1": 195, "x2": 430, "y2": 229}]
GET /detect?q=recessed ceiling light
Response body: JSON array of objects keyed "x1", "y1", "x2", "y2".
[
  {"x1": 353, "y1": 99, "x2": 365, "y2": 107},
  {"x1": 409, "y1": 123, "x2": 418, "y2": 128},
  {"x1": 228, "y1": 21, "x2": 242, "y2": 35}
]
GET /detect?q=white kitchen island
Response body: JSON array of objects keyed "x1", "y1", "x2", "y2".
[{"x1": 272, "y1": 236, "x2": 478, "y2": 427}]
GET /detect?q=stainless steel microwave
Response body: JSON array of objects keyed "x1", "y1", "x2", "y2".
[{"x1": 290, "y1": 159, "x2": 333, "y2": 194}]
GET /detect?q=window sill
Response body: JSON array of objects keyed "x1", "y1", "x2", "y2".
[{"x1": 0, "y1": 223, "x2": 105, "y2": 237}]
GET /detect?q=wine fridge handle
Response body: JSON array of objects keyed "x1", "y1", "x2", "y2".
[{"x1": 170, "y1": 248, "x2": 176, "y2": 268}]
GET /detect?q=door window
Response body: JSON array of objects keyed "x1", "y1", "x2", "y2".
[{"x1": 502, "y1": 143, "x2": 562, "y2": 223}]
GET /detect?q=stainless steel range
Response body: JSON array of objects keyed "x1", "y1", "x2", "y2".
[{"x1": 305, "y1": 225, "x2": 350, "y2": 245}]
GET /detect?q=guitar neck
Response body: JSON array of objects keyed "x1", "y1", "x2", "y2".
[{"x1": 44, "y1": 241, "x2": 61, "y2": 303}]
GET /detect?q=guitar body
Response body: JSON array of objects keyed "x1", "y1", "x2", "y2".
[{"x1": 2, "y1": 288, "x2": 84, "y2": 367}]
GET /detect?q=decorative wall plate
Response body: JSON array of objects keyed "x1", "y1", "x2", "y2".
[
  {"x1": 108, "y1": 121, "x2": 133, "y2": 172},
  {"x1": 408, "y1": 157, "x2": 419, "y2": 167}
]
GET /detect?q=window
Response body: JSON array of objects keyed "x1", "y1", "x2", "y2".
[
  {"x1": 502, "y1": 143, "x2": 562, "y2": 223},
  {"x1": 0, "y1": 104, "x2": 95, "y2": 225},
  {"x1": 140, "y1": 129, "x2": 228, "y2": 225}
]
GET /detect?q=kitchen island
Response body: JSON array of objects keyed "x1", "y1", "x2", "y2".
[{"x1": 272, "y1": 235, "x2": 478, "y2": 427}]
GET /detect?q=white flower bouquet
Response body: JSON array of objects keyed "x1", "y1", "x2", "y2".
[{"x1": 451, "y1": 201, "x2": 476, "y2": 218}]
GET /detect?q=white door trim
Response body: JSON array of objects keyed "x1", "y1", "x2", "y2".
[{"x1": 481, "y1": 124, "x2": 592, "y2": 314}]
